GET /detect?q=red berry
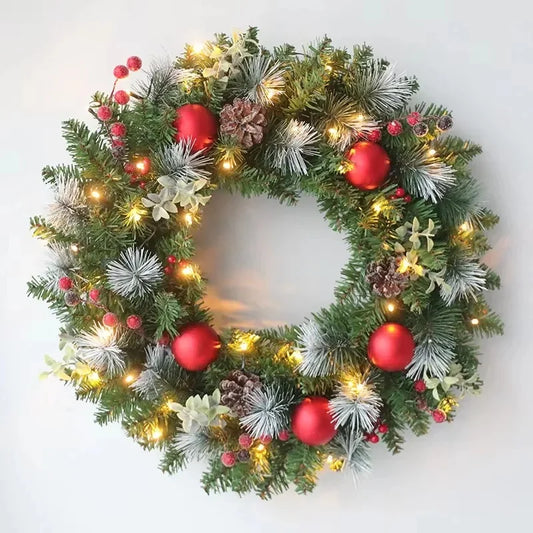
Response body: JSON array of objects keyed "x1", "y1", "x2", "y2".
[
  {"x1": 58, "y1": 276, "x2": 73, "y2": 291},
  {"x1": 113, "y1": 65, "x2": 129, "y2": 79},
  {"x1": 88, "y1": 288, "x2": 100, "y2": 302},
  {"x1": 367, "y1": 129, "x2": 382, "y2": 142},
  {"x1": 395, "y1": 187, "x2": 406, "y2": 198},
  {"x1": 126, "y1": 315, "x2": 142, "y2": 330},
  {"x1": 368, "y1": 433, "x2": 379, "y2": 443},
  {"x1": 387, "y1": 120, "x2": 403, "y2": 136},
  {"x1": 167, "y1": 255, "x2": 177, "y2": 264},
  {"x1": 112, "y1": 138, "x2": 125, "y2": 147},
  {"x1": 114, "y1": 90, "x2": 130, "y2": 105},
  {"x1": 238, "y1": 434, "x2": 253, "y2": 449},
  {"x1": 221, "y1": 451, "x2": 236, "y2": 467},
  {"x1": 158, "y1": 332, "x2": 171, "y2": 346},
  {"x1": 102, "y1": 312, "x2": 119, "y2": 327},
  {"x1": 126, "y1": 56, "x2": 142, "y2": 71},
  {"x1": 110, "y1": 122, "x2": 127, "y2": 137},
  {"x1": 138, "y1": 181, "x2": 146, "y2": 189},
  {"x1": 432, "y1": 409, "x2": 446, "y2": 423},
  {"x1": 96, "y1": 106, "x2": 112, "y2": 122},
  {"x1": 278, "y1": 429, "x2": 290, "y2": 441},
  {"x1": 406, "y1": 112, "x2": 421, "y2": 126},
  {"x1": 416, "y1": 398, "x2": 428, "y2": 411},
  {"x1": 124, "y1": 162, "x2": 136, "y2": 175},
  {"x1": 404, "y1": 194, "x2": 412, "y2": 203},
  {"x1": 378, "y1": 424, "x2": 389, "y2": 434},
  {"x1": 259, "y1": 435, "x2": 273, "y2": 445},
  {"x1": 164, "y1": 265, "x2": 173, "y2": 275},
  {"x1": 414, "y1": 379, "x2": 427, "y2": 393}
]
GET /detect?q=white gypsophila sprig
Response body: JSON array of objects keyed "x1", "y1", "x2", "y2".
[
  {"x1": 351, "y1": 62, "x2": 414, "y2": 116},
  {"x1": 75, "y1": 325, "x2": 125, "y2": 376},
  {"x1": 131, "y1": 344, "x2": 182, "y2": 400},
  {"x1": 442, "y1": 254, "x2": 486, "y2": 306},
  {"x1": 399, "y1": 147, "x2": 456, "y2": 203},
  {"x1": 106, "y1": 247, "x2": 163, "y2": 299},
  {"x1": 234, "y1": 55, "x2": 286, "y2": 106},
  {"x1": 172, "y1": 430, "x2": 214, "y2": 461},
  {"x1": 240, "y1": 385, "x2": 294, "y2": 438},
  {"x1": 267, "y1": 119, "x2": 320, "y2": 176},
  {"x1": 330, "y1": 433, "x2": 372, "y2": 483},
  {"x1": 47, "y1": 177, "x2": 86, "y2": 234},
  {"x1": 297, "y1": 319, "x2": 354, "y2": 377},
  {"x1": 330, "y1": 378, "x2": 382, "y2": 433}
]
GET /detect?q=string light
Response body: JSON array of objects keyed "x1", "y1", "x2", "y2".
[
  {"x1": 124, "y1": 374, "x2": 136, "y2": 384},
  {"x1": 398, "y1": 257, "x2": 410, "y2": 274},
  {"x1": 221, "y1": 160, "x2": 233, "y2": 170},
  {"x1": 136, "y1": 160, "x2": 148, "y2": 173},
  {"x1": 229, "y1": 331, "x2": 260, "y2": 353},
  {"x1": 184, "y1": 212, "x2": 193, "y2": 226},
  {"x1": 90, "y1": 189, "x2": 101, "y2": 200},
  {"x1": 192, "y1": 42, "x2": 205, "y2": 54},
  {"x1": 88, "y1": 371, "x2": 100, "y2": 385},
  {"x1": 256, "y1": 443, "x2": 266, "y2": 452},
  {"x1": 327, "y1": 127, "x2": 339, "y2": 139},
  {"x1": 324, "y1": 64, "x2": 333, "y2": 72},
  {"x1": 70, "y1": 244, "x2": 79, "y2": 253},
  {"x1": 326, "y1": 455, "x2": 334, "y2": 464},
  {"x1": 181, "y1": 264, "x2": 194, "y2": 277},
  {"x1": 265, "y1": 88, "x2": 277, "y2": 101},
  {"x1": 386, "y1": 301, "x2": 396, "y2": 313},
  {"x1": 151, "y1": 428, "x2": 163, "y2": 440},
  {"x1": 372, "y1": 202, "x2": 382, "y2": 213},
  {"x1": 471, "y1": 318, "x2": 479, "y2": 326},
  {"x1": 427, "y1": 148, "x2": 437, "y2": 157}
]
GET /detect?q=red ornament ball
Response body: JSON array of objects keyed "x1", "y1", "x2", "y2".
[
  {"x1": 367, "y1": 129, "x2": 382, "y2": 143},
  {"x1": 278, "y1": 429, "x2": 290, "y2": 441},
  {"x1": 238, "y1": 434, "x2": 253, "y2": 449},
  {"x1": 58, "y1": 276, "x2": 73, "y2": 291},
  {"x1": 173, "y1": 103, "x2": 218, "y2": 153},
  {"x1": 171, "y1": 323, "x2": 220, "y2": 371},
  {"x1": 114, "y1": 90, "x2": 130, "y2": 105},
  {"x1": 113, "y1": 65, "x2": 129, "y2": 79},
  {"x1": 102, "y1": 312, "x2": 119, "y2": 328},
  {"x1": 344, "y1": 141, "x2": 391, "y2": 191},
  {"x1": 291, "y1": 396, "x2": 337, "y2": 446},
  {"x1": 432, "y1": 409, "x2": 446, "y2": 423},
  {"x1": 220, "y1": 451, "x2": 236, "y2": 468},
  {"x1": 126, "y1": 56, "x2": 142, "y2": 71},
  {"x1": 96, "y1": 105, "x2": 112, "y2": 122},
  {"x1": 414, "y1": 379, "x2": 427, "y2": 393},
  {"x1": 367, "y1": 322, "x2": 415, "y2": 372},
  {"x1": 110, "y1": 122, "x2": 127, "y2": 137},
  {"x1": 88, "y1": 288, "x2": 100, "y2": 302},
  {"x1": 387, "y1": 120, "x2": 403, "y2": 136},
  {"x1": 406, "y1": 112, "x2": 421, "y2": 126},
  {"x1": 126, "y1": 315, "x2": 142, "y2": 330}
]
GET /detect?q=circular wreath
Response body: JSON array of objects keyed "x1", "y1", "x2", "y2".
[{"x1": 30, "y1": 28, "x2": 503, "y2": 497}]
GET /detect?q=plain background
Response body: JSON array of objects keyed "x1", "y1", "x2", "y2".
[{"x1": 1, "y1": 0, "x2": 531, "y2": 531}]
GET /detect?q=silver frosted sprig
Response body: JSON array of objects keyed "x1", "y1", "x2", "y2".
[
  {"x1": 75, "y1": 325, "x2": 125, "y2": 376},
  {"x1": 106, "y1": 247, "x2": 163, "y2": 299},
  {"x1": 330, "y1": 432, "x2": 372, "y2": 482},
  {"x1": 153, "y1": 140, "x2": 212, "y2": 183},
  {"x1": 172, "y1": 430, "x2": 215, "y2": 461},
  {"x1": 240, "y1": 385, "x2": 294, "y2": 438},
  {"x1": 442, "y1": 254, "x2": 486, "y2": 306},
  {"x1": 47, "y1": 177, "x2": 86, "y2": 234}
]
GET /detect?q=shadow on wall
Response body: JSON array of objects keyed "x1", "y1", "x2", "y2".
[{"x1": 192, "y1": 191, "x2": 350, "y2": 329}]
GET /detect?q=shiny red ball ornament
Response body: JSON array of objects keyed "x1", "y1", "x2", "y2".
[
  {"x1": 126, "y1": 56, "x2": 142, "y2": 71},
  {"x1": 291, "y1": 396, "x2": 337, "y2": 446},
  {"x1": 173, "y1": 103, "x2": 218, "y2": 153},
  {"x1": 113, "y1": 65, "x2": 129, "y2": 79},
  {"x1": 114, "y1": 90, "x2": 130, "y2": 105},
  {"x1": 126, "y1": 315, "x2": 142, "y2": 330},
  {"x1": 102, "y1": 312, "x2": 119, "y2": 328},
  {"x1": 96, "y1": 105, "x2": 112, "y2": 122},
  {"x1": 171, "y1": 323, "x2": 220, "y2": 371},
  {"x1": 58, "y1": 276, "x2": 73, "y2": 291},
  {"x1": 367, "y1": 322, "x2": 415, "y2": 372},
  {"x1": 344, "y1": 141, "x2": 391, "y2": 191}
]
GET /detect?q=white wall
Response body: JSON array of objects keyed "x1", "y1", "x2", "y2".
[{"x1": 1, "y1": 1, "x2": 531, "y2": 531}]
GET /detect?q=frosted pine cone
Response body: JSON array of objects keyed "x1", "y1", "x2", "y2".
[
  {"x1": 220, "y1": 99, "x2": 267, "y2": 148},
  {"x1": 219, "y1": 370, "x2": 261, "y2": 417},
  {"x1": 366, "y1": 257, "x2": 409, "y2": 298}
]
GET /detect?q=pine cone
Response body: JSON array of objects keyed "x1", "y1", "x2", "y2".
[
  {"x1": 219, "y1": 99, "x2": 267, "y2": 148},
  {"x1": 219, "y1": 370, "x2": 261, "y2": 417},
  {"x1": 366, "y1": 257, "x2": 409, "y2": 298}
]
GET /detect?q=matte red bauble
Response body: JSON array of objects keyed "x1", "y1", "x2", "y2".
[
  {"x1": 173, "y1": 103, "x2": 218, "y2": 153},
  {"x1": 344, "y1": 141, "x2": 391, "y2": 190},
  {"x1": 367, "y1": 322, "x2": 415, "y2": 371},
  {"x1": 171, "y1": 323, "x2": 220, "y2": 371},
  {"x1": 291, "y1": 396, "x2": 337, "y2": 446}
]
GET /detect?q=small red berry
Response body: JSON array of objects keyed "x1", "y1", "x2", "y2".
[
  {"x1": 114, "y1": 90, "x2": 130, "y2": 105},
  {"x1": 414, "y1": 379, "x2": 427, "y2": 393},
  {"x1": 110, "y1": 122, "x2": 127, "y2": 137},
  {"x1": 138, "y1": 181, "x2": 146, "y2": 189},
  {"x1": 113, "y1": 65, "x2": 129, "y2": 79},
  {"x1": 367, "y1": 129, "x2": 382, "y2": 142},
  {"x1": 395, "y1": 187, "x2": 406, "y2": 198},
  {"x1": 432, "y1": 409, "x2": 447, "y2": 423},
  {"x1": 238, "y1": 434, "x2": 253, "y2": 449},
  {"x1": 58, "y1": 276, "x2": 73, "y2": 291},
  {"x1": 112, "y1": 138, "x2": 125, "y2": 147},
  {"x1": 102, "y1": 312, "x2": 119, "y2": 328},
  {"x1": 417, "y1": 398, "x2": 429, "y2": 411},
  {"x1": 378, "y1": 424, "x2": 389, "y2": 434},
  {"x1": 164, "y1": 265, "x2": 173, "y2": 275},
  {"x1": 368, "y1": 433, "x2": 379, "y2": 444},
  {"x1": 167, "y1": 255, "x2": 177, "y2": 264},
  {"x1": 96, "y1": 105, "x2": 112, "y2": 122},
  {"x1": 158, "y1": 332, "x2": 171, "y2": 346},
  {"x1": 126, "y1": 56, "x2": 142, "y2": 71},
  {"x1": 406, "y1": 112, "x2": 421, "y2": 126},
  {"x1": 88, "y1": 288, "x2": 100, "y2": 302},
  {"x1": 126, "y1": 315, "x2": 142, "y2": 330},
  {"x1": 387, "y1": 120, "x2": 403, "y2": 136},
  {"x1": 259, "y1": 435, "x2": 273, "y2": 445},
  {"x1": 221, "y1": 451, "x2": 236, "y2": 468},
  {"x1": 124, "y1": 162, "x2": 136, "y2": 175},
  {"x1": 278, "y1": 429, "x2": 290, "y2": 441},
  {"x1": 404, "y1": 195, "x2": 412, "y2": 203}
]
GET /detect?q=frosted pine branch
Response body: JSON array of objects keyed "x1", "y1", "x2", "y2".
[
  {"x1": 172, "y1": 430, "x2": 214, "y2": 461},
  {"x1": 442, "y1": 254, "x2": 486, "y2": 305},
  {"x1": 76, "y1": 325, "x2": 125, "y2": 376},
  {"x1": 154, "y1": 140, "x2": 212, "y2": 183},
  {"x1": 330, "y1": 432, "x2": 371, "y2": 482},
  {"x1": 47, "y1": 177, "x2": 86, "y2": 234}
]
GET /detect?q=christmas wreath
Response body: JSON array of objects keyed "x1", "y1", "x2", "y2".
[{"x1": 29, "y1": 28, "x2": 503, "y2": 498}]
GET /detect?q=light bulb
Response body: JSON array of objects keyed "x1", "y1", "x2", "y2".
[
  {"x1": 372, "y1": 202, "x2": 382, "y2": 213},
  {"x1": 181, "y1": 264, "x2": 194, "y2": 277},
  {"x1": 239, "y1": 341, "x2": 250, "y2": 352},
  {"x1": 90, "y1": 189, "x2": 101, "y2": 200},
  {"x1": 428, "y1": 148, "x2": 437, "y2": 157},
  {"x1": 151, "y1": 428, "x2": 163, "y2": 440},
  {"x1": 192, "y1": 42, "x2": 204, "y2": 54},
  {"x1": 471, "y1": 318, "x2": 479, "y2": 325},
  {"x1": 124, "y1": 374, "x2": 136, "y2": 384},
  {"x1": 324, "y1": 64, "x2": 333, "y2": 72},
  {"x1": 70, "y1": 244, "x2": 79, "y2": 253},
  {"x1": 222, "y1": 160, "x2": 232, "y2": 170},
  {"x1": 184, "y1": 212, "x2": 193, "y2": 226},
  {"x1": 386, "y1": 301, "x2": 396, "y2": 312},
  {"x1": 256, "y1": 444, "x2": 266, "y2": 452}
]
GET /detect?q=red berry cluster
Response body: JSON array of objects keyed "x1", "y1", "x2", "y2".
[
  {"x1": 113, "y1": 56, "x2": 143, "y2": 80},
  {"x1": 391, "y1": 187, "x2": 412, "y2": 203},
  {"x1": 58, "y1": 277, "x2": 103, "y2": 308},
  {"x1": 124, "y1": 157, "x2": 151, "y2": 188},
  {"x1": 164, "y1": 255, "x2": 177, "y2": 276},
  {"x1": 221, "y1": 431, "x2": 291, "y2": 468},
  {"x1": 364, "y1": 421, "x2": 389, "y2": 444},
  {"x1": 413, "y1": 380, "x2": 447, "y2": 423}
]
